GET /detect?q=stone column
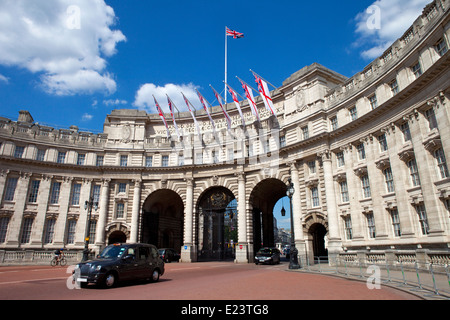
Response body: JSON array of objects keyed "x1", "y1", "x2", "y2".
[
  {"x1": 129, "y1": 179, "x2": 141, "y2": 243},
  {"x1": 235, "y1": 171, "x2": 248, "y2": 263},
  {"x1": 53, "y1": 177, "x2": 72, "y2": 247},
  {"x1": 6, "y1": 172, "x2": 31, "y2": 247},
  {"x1": 30, "y1": 174, "x2": 52, "y2": 247},
  {"x1": 95, "y1": 179, "x2": 110, "y2": 250},
  {"x1": 288, "y1": 161, "x2": 306, "y2": 260},
  {"x1": 181, "y1": 177, "x2": 196, "y2": 262},
  {"x1": 319, "y1": 150, "x2": 342, "y2": 258}
]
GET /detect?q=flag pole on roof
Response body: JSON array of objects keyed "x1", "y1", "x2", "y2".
[
  {"x1": 166, "y1": 94, "x2": 181, "y2": 139},
  {"x1": 225, "y1": 26, "x2": 244, "y2": 106},
  {"x1": 181, "y1": 92, "x2": 202, "y2": 141},
  {"x1": 210, "y1": 84, "x2": 232, "y2": 132},
  {"x1": 224, "y1": 81, "x2": 246, "y2": 127},
  {"x1": 236, "y1": 76, "x2": 260, "y2": 122},
  {"x1": 251, "y1": 70, "x2": 277, "y2": 116},
  {"x1": 153, "y1": 95, "x2": 170, "y2": 139},
  {"x1": 196, "y1": 89, "x2": 217, "y2": 134}
]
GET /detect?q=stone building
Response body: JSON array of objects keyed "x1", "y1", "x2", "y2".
[{"x1": 0, "y1": 0, "x2": 449, "y2": 265}]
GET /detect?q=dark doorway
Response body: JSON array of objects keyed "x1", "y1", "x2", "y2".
[
  {"x1": 108, "y1": 231, "x2": 127, "y2": 244},
  {"x1": 197, "y1": 187, "x2": 237, "y2": 261},
  {"x1": 309, "y1": 223, "x2": 328, "y2": 258},
  {"x1": 141, "y1": 190, "x2": 184, "y2": 253}
]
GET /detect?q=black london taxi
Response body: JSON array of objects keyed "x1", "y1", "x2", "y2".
[{"x1": 73, "y1": 243, "x2": 165, "y2": 288}]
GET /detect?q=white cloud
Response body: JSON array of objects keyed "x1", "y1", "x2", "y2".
[
  {"x1": 103, "y1": 98, "x2": 128, "y2": 106},
  {"x1": 0, "y1": 74, "x2": 9, "y2": 84},
  {"x1": 81, "y1": 113, "x2": 93, "y2": 121},
  {"x1": 353, "y1": 0, "x2": 430, "y2": 59},
  {"x1": 134, "y1": 83, "x2": 201, "y2": 113},
  {"x1": 0, "y1": 0, "x2": 126, "y2": 95}
]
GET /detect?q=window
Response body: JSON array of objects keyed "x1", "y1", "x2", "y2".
[
  {"x1": 0, "y1": 217, "x2": 10, "y2": 243},
  {"x1": 330, "y1": 116, "x2": 338, "y2": 131},
  {"x1": 88, "y1": 220, "x2": 96, "y2": 244},
  {"x1": 66, "y1": 220, "x2": 77, "y2": 244},
  {"x1": 336, "y1": 151, "x2": 345, "y2": 167},
  {"x1": 389, "y1": 209, "x2": 401, "y2": 237},
  {"x1": 339, "y1": 181, "x2": 349, "y2": 203},
  {"x1": 77, "y1": 154, "x2": 85, "y2": 165},
  {"x1": 349, "y1": 106, "x2": 358, "y2": 121},
  {"x1": 196, "y1": 152, "x2": 203, "y2": 164},
  {"x1": 425, "y1": 108, "x2": 438, "y2": 131},
  {"x1": 280, "y1": 135, "x2": 286, "y2": 148},
  {"x1": 44, "y1": 219, "x2": 56, "y2": 244},
  {"x1": 369, "y1": 94, "x2": 378, "y2": 109},
  {"x1": 118, "y1": 183, "x2": 127, "y2": 193},
  {"x1": 434, "y1": 148, "x2": 449, "y2": 179},
  {"x1": 28, "y1": 180, "x2": 40, "y2": 203},
  {"x1": 311, "y1": 187, "x2": 320, "y2": 207},
  {"x1": 344, "y1": 216, "x2": 353, "y2": 240},
  {"x1": 366, "y1": 213, "x2": 376, "y2": 238},
  {"x1": 361, "y1": 175, "x2": 371, "y2": 198},
  {"x1": 49, "y1": 182, "x2": 61, "y2": 204},
  {"x1": 116, "y1": 203, "x2": 125, "y2": 219},
  {"x1": 357, "y1": 143, "x2": 366, "y2": 160},
  {"x1": 20, "y1": 217, "x2": 34, "y2": 244},
  {"x1": 378, "y1": 133, "x2": 388, "y2": 152},
  {"x1": 412, "y1": 61, "x2": 422, "y2": 78},
  {"x1": 57, "y1": 151, "x2": 66, "y2": 164},
  {"x1": 301, "y1": 126, "x2": 309, "y2": 140},
  {"x1": 389, "y1": 79, "x2": 399, "y2": 96},
  {"x1": 307, "y1": 160, "x2": 316, "y2": 174},
  {"x1": 4, "y1": 177, "x2": 18, "y2": 201},
  {"x1": 14, "y1": 146, "x2": 24, "y2": 158},
  {"x1": 96, "y1": 155, "x2": 104, "y2": 167},
  {"x1": 162, "y1": 155, "x2": 169, "y2": 167},
  {"x1": 179, "y1": 154, "x2": 185, "y2": 166},
  {"x1": 146, "y1": 156, "x2": 153, "y2": 167},
  {"x1": 407, "y1": 159, "x2": 421, "y2": 186},
  {"x1": 383, "y1": 167, "x2": 395, "y2": 193},
  {"x1": 70, "y1": 183, "x2": 81, "y2": 206},
  {"x1": 120, "y1": 155, "x2": 128, "y2": 167},
  {"x1": 436, "y1": 38, "x2": 448, "y2": 57},
  {"x1": 92, "y1": 185, "x2": 101, "y2": 204},
  {"x1": 415, "y1": 204, "x2": 429, "y2": 235},
  {"x1": 227, "y1": 148, "x2": 234, "y2": 161},
  {"x1": 36, "y1": 149, "x2": 45, "y2": 161},
  {"x1": 400, "y1": 122, "x2": 411, "y2": 142}
]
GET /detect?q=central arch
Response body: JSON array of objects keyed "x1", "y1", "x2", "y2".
[
  {"x1": 141, "y1": 189, "x2": 184, "y2": 252},
  {"x1": 196, "y1": 186, "x2": 237, "y2": 261},
  {"x1": 249, "y1": 178, "x2": 287, "y2": 255}
]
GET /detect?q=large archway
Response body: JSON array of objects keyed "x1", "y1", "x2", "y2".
[
  {"x1": 141, "y1": 189, "x2": 184, "y2": 253},
  {"x1": 249, "y1": 178, "x2": 287, "y2": 255},
  {"x1": 196, "y1": 187, "x2": 237, "y2": 261}
]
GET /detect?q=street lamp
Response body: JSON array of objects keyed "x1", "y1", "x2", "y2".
[
  {"x1": 82, "y1": 196, "x2": 98, "y2": 262},
  {"x1": 286, "y1": 178, "x2": 300, "y2": 269}
]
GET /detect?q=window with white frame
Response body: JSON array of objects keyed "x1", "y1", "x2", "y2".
[
  {"x1": 435, "y1": 38, "x2": 448, "y2": 57},
  {"x1": 49, "y1": 181, "x2": 61, "y2": 204},
  {"x1": 96, "y1": 155, "x2": 104, "y2": 167},
  {"x1": 146, "y1": 156, "x2": 153, "y2": 167},
  {"x1": 407, "y1": 158, "x2": 421, "y2": 186},
  {"x1": 434, "y1": 148, "x2": 449, "y2": 179},
  {"x1": 77, "y1": 154, "x2": 85, "y2": 165},
  {"x1": 116, "y1": 202, "x2": 125, "y2": 219},
  {"x1": 415, "y1": 204, "x2": 429, "y2": 235},
  {"x1": 14, "y1": 146, "x2": 24, "y2": 158},
  {"x1": 57, "y1": 151, "x2": 66, "y2": 164},
  {"x1": 66, "y1": 220, "x2": 77, "y2": 244},
  {"x1": 349, "y1": 106, "x2": 358, "y2": 121},
  {"x1": 28, "y1": 180, "x2": 40, "y2": 203},
  {"x1": 20, "y1": 217, "x2": 34, "y2": 244},
  {"x1": 44, "y1": 218, "x2": 56, "y2": 244},
  {"x1": 339, "y1": 181, "x2": 349, "y2": 203},
  {"x1": 378, "y1": 133, "x2": 388, "y2": 152},
  {"x1": 400, "y1": 122, "x2": 411, "y2": 142},
  {"x1": 389, "y1": 209, "x2": 401, "y2": 237},
  {"x1": 366, "y1": 213, "x2": 376, "y2": 238},
  {"x1": 162, "y1": 155, "x2": 169, "y2": 167},
  {"x1": 0, "y1": 217, "x2": 10, "y2": 243},
  {"x1": 36, "y1": 149, "x2": 45, "y2": 161},
  {"x1": 357, "y1": 143, "x2": 366, "y2": 160},
  {"x1": 311, "y1": 187, "x2": 320, "y2": 207},
  {"x1": 307, "y1": 160, "x2": 316, "y2": 174},
  {"x1": 330, "y1": 116, "x2": 338, "y2": 131},
  {"x1": 368, "y1": 94, "x2": 378, "y2": 109},
  {"x1": 70, "y1": 183, "x2": 81, "y2": 205},
  {"x1": 4, "y1": 177, "x2": 18, "y2": 201},
  {"x1": 344, "y1": 216, "x2": 353, "y2": 240},
  {"x1": 336, "y1": 151, "x2": 345, "y2": 167},
  {"x1": 120, "y1": 155, "x2": 128, "y2": 167},
  {"x1": 425, "y1": 108, "x2": 438, "y2": 131},
  {"x1": 383, "y1": 167, "x2": 395, "y2": 193},
  {"x1": 361, "y1": 174, "x2": 371, "y2": 198},
  {"x1": 411, "y1": 61, "x2": 422, "y2": 78},
  {"x1": 118, "y1": 182, "x2": 127, "y2": 193},
  {"x1": 389, "y1": 79, "x2": 399, "y2": 96},
  {"x1": 301, "y1": 126, "x2": 309, "y2": 140}
]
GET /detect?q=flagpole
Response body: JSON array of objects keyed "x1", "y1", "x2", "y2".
[
  {"x1": 250, "y1": 69, "x2": 278, "y2": 90},
  {"x1": 224, "y1": 26, "x2": 228, "y2": 107}
]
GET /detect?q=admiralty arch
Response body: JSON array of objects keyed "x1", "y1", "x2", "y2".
[{"x1": 0, "y1": 1, "x2": 449, "y2": 266}]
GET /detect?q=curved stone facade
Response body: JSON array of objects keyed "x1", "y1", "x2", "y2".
[{"x1": 1, "y1": 1, "x2": 449, "y2": 264}]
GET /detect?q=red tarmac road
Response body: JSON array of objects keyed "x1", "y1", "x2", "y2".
[{"x1": 0, "y1": 261, "x2": 421, "y2": 300}]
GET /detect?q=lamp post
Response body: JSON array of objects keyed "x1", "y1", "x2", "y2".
[
  {"x1": 82, "y1": 196, "x2": 98, "y2": 262},
  {"x1": 286, "y1": 178, "x2": 300, "y2": 269}
]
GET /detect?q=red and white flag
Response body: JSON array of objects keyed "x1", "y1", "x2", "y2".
[
  {"x1": 226, "y1": 27, "x2": 244, "y2": 39},
  {"x1": 226, "y1": 83, "x2": 245, "y2": 127},
  {"x1": 196, "y1": 89, "x2": 216, "y2": 133},
  {"x1": 253, "y1": 71, "x2": 276, "y2": 116},
  {"x1": 153, "y1": 95, "x2": 170, "y2": 139},
  {"x1": 211, "y1": 85, "x2": 232, "y2": 131},
  {"x1": 182, "y1": 92, "x2": 202, "y2": 140},
  {"x1": 166, "y1": 95, "x2": 181, "y2": 139},
  {"x1": 239, "y1": 78, "x2": 260, "y2": 122}
]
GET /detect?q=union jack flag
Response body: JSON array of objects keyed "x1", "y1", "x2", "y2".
[{"x1": 226, "y1": 27, "x2": 244, "y2": 39}]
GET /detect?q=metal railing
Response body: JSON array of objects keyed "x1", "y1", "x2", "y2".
[{"x1": 298, "y1": 256, "x2": 450, "y2": 300}]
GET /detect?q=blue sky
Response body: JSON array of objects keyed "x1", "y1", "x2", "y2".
[
  {"x1": 0, "y1": 0, "x2": 431, "y2": 134},
  {"x1": 0, "y1": 0, "x2": 431, "y2": 229}
]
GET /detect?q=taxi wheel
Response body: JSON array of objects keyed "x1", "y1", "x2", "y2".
[
  {"x1": 103, "y1": 272, "x2": 117, "y2": 288},
  {"x1": 151, "y1": 269, "x2": 160, "y2": 282}
]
